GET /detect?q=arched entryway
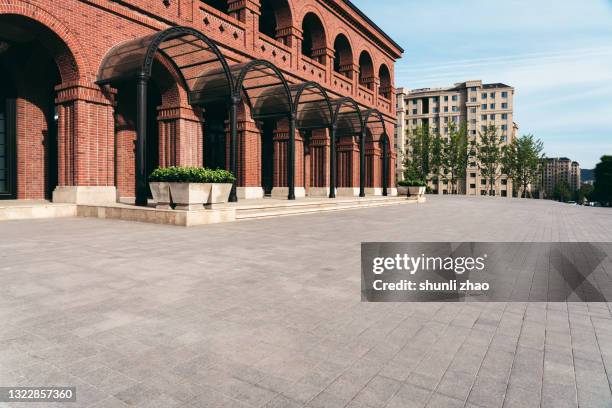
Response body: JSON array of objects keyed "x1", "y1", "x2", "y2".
[
  {"x1": 0, "y1": 14, "x2": 76, "y2": 200},
  {"x1": 333, "y1": 34, "x2": 354, "y2": 79},
  {"x1": 358, "y1": 51, "x2": 374, "y2": 89},
  {"x1": 259, "y1": 0, "x2": 292, "y2": 45}
]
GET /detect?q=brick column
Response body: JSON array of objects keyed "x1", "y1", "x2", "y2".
[
  {"x1": 365, "y1": 140, "x2": 382, "y2": 194},
  {"x1": 53, "y1": 81, "x2": 116, "y2": 204},
  {"x1": 226, "y1": 117, "x2": 263, "y2": 199},
  {"x1": 336, "y1": 137, "x2": 360, "y2": 196},
  {"x1": 157, "y1": 105, "x2": 203, "y2": 167},
  {"x1": 308, "y1": 128, "x2": 330, "y2": 197},
  {"x1": 228, "y1": 0, "x2": 260, "y2": 49},
  {"x1": 311, "y1": 46, "x2": 334, "y2": 83}
]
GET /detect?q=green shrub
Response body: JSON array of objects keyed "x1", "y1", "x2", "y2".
[
  {"x1": 149, "y1": 167, "x2": 235, "y2": 183},
  {"x1": 397, "y1": 179, "x2": 427, "y2": 187}
]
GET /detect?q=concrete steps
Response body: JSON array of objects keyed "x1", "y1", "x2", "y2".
[
  {"x1": 0, "y1": 201, "x2": 76, "y2": 221},
  {"x1": 235, "y1": 196, "x2": 416, "y2": 220}
]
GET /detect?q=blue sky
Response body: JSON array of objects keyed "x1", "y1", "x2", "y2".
[{"x1": 353, "y1": 0, "x2": 612, "y2": 168}]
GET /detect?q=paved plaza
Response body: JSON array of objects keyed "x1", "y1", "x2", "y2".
[{"x1": 1, "y1": 196, "x2": 612, "y2": 408}]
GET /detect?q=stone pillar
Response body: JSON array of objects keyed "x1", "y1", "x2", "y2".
[
  {"x1": 53, "y1": 81, "x2": 117, "y2": 204},
  {"x1": 365, "y1": 140, "x2": 382, "y2": 195},
  {"x1": 308, "y1": 128, "x2": 331, "y2": 197},
  {"x1": 157, "y1": 105, "x2": 203, "y2": 167},
  {"x1": 226, "y1": 114, "x2": 263, "y2": 199},
  {"x1": 336, "y1": 137, "x2": 360, "y2": 196}
]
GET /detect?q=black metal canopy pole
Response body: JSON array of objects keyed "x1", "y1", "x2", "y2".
[
  {"x1": 229, "y1": 96, "x2": 239, "y2": 202},
  {"x1": 135, "y1": 74, "x2": 149, "y2": 207},
  {"x1": 329, "y1": 125, "x2": 336, "y2": 199},
  {"x1": 382, "y1": 136, "x2": 388, "y2": 196},
  {"x1": 359, "y1": 128, "x2": 366, "y2": 197},
  {"x1": 288, "y1": 113, "x2": 296, "y2": 200}
]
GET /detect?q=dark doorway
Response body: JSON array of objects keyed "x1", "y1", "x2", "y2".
[
  {"x1": 261, "y1": 119, "x2": 275, "y2": 196},
  {"x1": 0, "y1": 67, "x2": 16, "y2": 199},
  {"x1": 204, "y1": 103, "x2": 227, "y2": 170}
]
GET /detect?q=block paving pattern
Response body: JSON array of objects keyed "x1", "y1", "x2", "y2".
[{"x1": 1, "y1": 196, "x2": 612, "y2": 407}]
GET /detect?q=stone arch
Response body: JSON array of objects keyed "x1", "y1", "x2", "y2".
[
  {"x1": 333, "y1": 34, "x2": 353, "y2": 77},
  {"x1": 358, "y1": 50, "x2": 374, "y2": 88},
  {"x1": 259, "y1": 0, "x2": 293, "y2": 41},
  {"x1": 301, "y1": 12, "x2": 326, "y2": 60},
  {"x1": 378, "y1": 63, "x2": 392, "y2": 99},
  {"x1": 0, "y1": 3, "x2": 92, "y2": 82}
]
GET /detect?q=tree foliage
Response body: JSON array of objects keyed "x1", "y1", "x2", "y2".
[
  {"x1": 502, "y1": 134, "x2": 544, "y2": 198},
  {"x1": 475, "y1": 125, "x2": 505, "y2": 196},
  {"x1": 593, "y1": 155, "x2": 612, "y2": 206}
]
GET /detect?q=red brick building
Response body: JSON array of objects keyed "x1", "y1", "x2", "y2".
[{"x1": 0, "y1": 0, "x2": 402, "y2": 204}]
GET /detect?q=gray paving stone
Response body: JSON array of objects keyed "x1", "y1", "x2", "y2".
[{"x1": 1, "y1": 197, "x2": 611, "y2": 407}]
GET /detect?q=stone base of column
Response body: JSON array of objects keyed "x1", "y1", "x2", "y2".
[
  {"x1": 53, "y1": 186, "x2": 117, "y2": 205},
  {"x1": 336, "y1": 187, "x2": 360, "y2": 197},
  {"x1": 388, "y1": 188, "x2": 398, "y2": 196},
  {"x1": 365, "y1": 187, "x2": 383, "y2": 196},
  {"x1": 307, "y1": 187, "x2": 334, "y2": 197},
  {"x1": 271, "y1": 187, "x2": 306, "y2": 198},
  {"x1": 237, "y1": 187, "x2": 264, "y2": 200}
]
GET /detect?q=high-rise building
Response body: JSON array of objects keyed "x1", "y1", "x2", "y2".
[
  {"x1": 396, "y1": 80, "x2": 516, "y2": 197},
  {"x1": 540, "y1": 158, "x2": 581, "y2": 197}
]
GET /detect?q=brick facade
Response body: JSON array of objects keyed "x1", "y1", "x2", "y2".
[{"x1": 0, "y1": 0, "x2": 401, "y2": 200}]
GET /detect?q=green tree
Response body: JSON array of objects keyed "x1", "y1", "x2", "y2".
[
  {"x1": 593, "y1": 155, "x2": 612, "y2": 206},
  {"x1": 429, "y1": 130, "x2": 444, "y2": 185},
  {"x1": 442, "y1": 121, "x2": 469, "y2": 194},
  {"x1": 476, "y1": 125, "x2": 505, "y2": 196},
  {"x1": 502, "y1": 134, "x2": 544, "y2": 198},
  {"x1": 403, "y1": 125, "x2": 432, "y2": 183},
  {"x1": 575, "y1": 183, "x2": 594, "y2": 204},
  {"x1": 553, "y1": 181, "x2": 572, "y2": 202}
]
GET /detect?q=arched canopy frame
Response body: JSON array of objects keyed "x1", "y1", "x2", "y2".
[
  {"x1": 97, "y1": 26, "x2": 234, "y2": 105},
  {"x1": 291, "y1": 81, "x2": 333, "y2": 131}
]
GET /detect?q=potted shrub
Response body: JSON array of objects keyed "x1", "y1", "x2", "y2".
[
  {"x1": 148, "y1": 167, "x2": 235, "y2": 210},
  {"x1": 396, "y1": 179, "x2": 411, "y2": 197},
  {"x1": 204, "y1": 169, "x2": 235, "y2": 208},
  {"x1": 404, "y1": 179, "x2": 427, "y2": 197},
  {"x1": 148, "y1": 168, "x2": 171, "y2": 209}
]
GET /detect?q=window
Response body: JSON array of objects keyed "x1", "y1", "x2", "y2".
[
  {"x1": 443, "y1": 106, "x2": 448, "y2": 112},
  {"x1": 433, "y1": 107, "x2": 439, "y2": 113},
  {"x1": 490, "y1": 114, "x2": 496, "y2": 120},
  {"x1": 470, "y1": 107, "x2": 476, "y2": 113},
  {"x1": 502, "y1": 103, "x2": 508, "y2": 109},
  {"x1": 443, "y1": 180, "x2": 448, "y2": 185},
  {"x1": 501, "y1": 136, "x2": 507, "y2": 142},
  {"x1": 481, "y1": 115, "x2": 487, "y2": 120},
  {"x1": 481, "y1": 190, "x2": 486, "y2": 196},
  {"x1": 502, "y1": 113, "x2": 508, "y2": 119},
  {"x1": 470, "y1": 119, "x2": 476, "y2": 124},
  {"x1": 470, "y1": 87, "x2": 477, "y2": 91},
  {"x1": 470, "y1": 130, "x2": 476, "y2": 135},
  {"x1": 470, "y1": 173, "x2": 476, "y2": 178},
  {"x1": 490, "y1": 92, "x2": 495, "y2": 98},
  {"x1": 481, "y1": 125, "x2": 486, "y2": 131},
  {"x1": 412, "y1": 109, "x2": 417, "y2": 114},
  {"x1": 470, "y1": 184, "x2": 476, "y2": 188},
  {"x1": 454, "y1": 116, "x2": 459, "y2": 122},
  {"x1": 481, "y1": 93, "x2": 486, "y2": 99},
  {"x1": 481, "y1": 179, "x2": 486, "y2": 185},
  {"x1": 502, "y1": 91, "x2": 508, "y2": 98},
  {"x1": 444, "y1": 117, "x2": 449, "y2": 123},
  {"x1": 444, "y1": 127, "x2": 448, "y2": 134},
  {"x1": 452, "y1": 95, "x2": 458, "y2": 101},
  {"x1": 444, "y1": 96, "x2": 449, "y2": 101},
  {"x1": 432, "y1": 96, "x2": 439, "y2": 102},
  {"x1": 470, "y1": 97, "x2": 476, "y2": 102},
  {"x1": 481, "y1": 104, "x2": 487, "y2": 110},
  {"x1": 501, "y1": 190, "x2": 507, "y2": 197},
  {"x1": 490, "y1": 103, "x2": 495, "y2": 109},
  {"x1": 452, "y1": 106, "x2": 458, "y2": 112},
  {"x1": 412, "y1": 99, "x2": 418, "y2": 105},
  {"x1": 412, "y1": 119, "x2": 417, "y2": 124},
  {"x1": 501, "y1": 179, "x2": 508, "y2": 185},
  {"x1": 501, "y1": 124, "x2": 507, "y2": 130}
]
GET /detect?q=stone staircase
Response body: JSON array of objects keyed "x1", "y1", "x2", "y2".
[{"x1": 234, "y1": 196, "x2": 417, "y2": 220}]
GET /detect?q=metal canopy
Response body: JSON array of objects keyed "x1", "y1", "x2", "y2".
[
  {"x1": 96, "y1": 26, "x2": 382, "y2": 204},
  {"x1": 232, "y1": 60, "x2": 293, "y2": 120},
  {"x1": 361, "y1": 108, "x2": 387, "y2": 140},
  {"x1": 97, "y1": 27, "x2": 233, "y2": 105},
  {"x1": 291, "y1": 82, "x2": 333, "y2": 131},
  {"x1": 332, "y1": 97, "x2": 363, "y2": 138}
]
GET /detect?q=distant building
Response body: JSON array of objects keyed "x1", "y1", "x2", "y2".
[
  {"x1": 540, "y1": 157, "x2": 581, "y2": 197},
  {"x1": 396, "y1": 80, "x2": 516, "y2": 197}
]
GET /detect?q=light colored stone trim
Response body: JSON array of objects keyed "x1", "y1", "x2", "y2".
[{"x1": 53, "y1": 186, "x2": 117, "y2": 205}]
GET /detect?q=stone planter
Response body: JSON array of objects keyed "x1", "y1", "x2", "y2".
[
  {"x1": 149, "y1": 182, "x2": 171, "y2": 209},
  {"x1": 206, "y1": 183, "x2": 233, "y2": 208},
  {"x1": 397, "y1": 186, "x2": 409, "y2": 197},
  {"x1": 408, "y1": 186, "x2": 426, "y2": 197},
  {"x1": 168, "y1": 182, "x2": 211, "y2": 211}
]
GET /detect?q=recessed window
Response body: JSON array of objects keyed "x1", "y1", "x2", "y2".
[
  {"x1": 412, "y1": 109, "x2": 417, "y2": 114},
  {"x1": 444, "y1": 96, "x2": 449, "y2": 101},
  {"x1": 490, "y1": 92, "x2": 495, "y2": 98},
  {"x1": 481, "y1": 115, "x2": 486, "y2": 120},
  {"x1": 452, "y1": 95, "x2": 458, "y2": 101},
  {"x1": 490, "y1": 104, "x2": 495, "y2": 109},
  {"x1": 481, "y1": 104, "x2": 487, "y2": 110},
  {"x1": 502, "y1": 103, "x2": 508, "y2": 109},
  {"x1": 490, "y1": 114, "x2": 496, "y2": 120},
  {"x1": 470, "y1": 97, "x2": 476, "y2": 102},
  {"x1": 502, "y1": 91, "x2": 508, "y2": 98},
  {"x1": 502, "y1": 113, "x2": 508, "y2": 119},
  {"x1": 470, "y1": 183, "x2": 476, "y2": 188},
  {"x1": 470, "y1": 173, "x2": 476, "y2": 178},
  {"x1": 481, "y1": 93, "x2": 486, "y2": 99}
]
